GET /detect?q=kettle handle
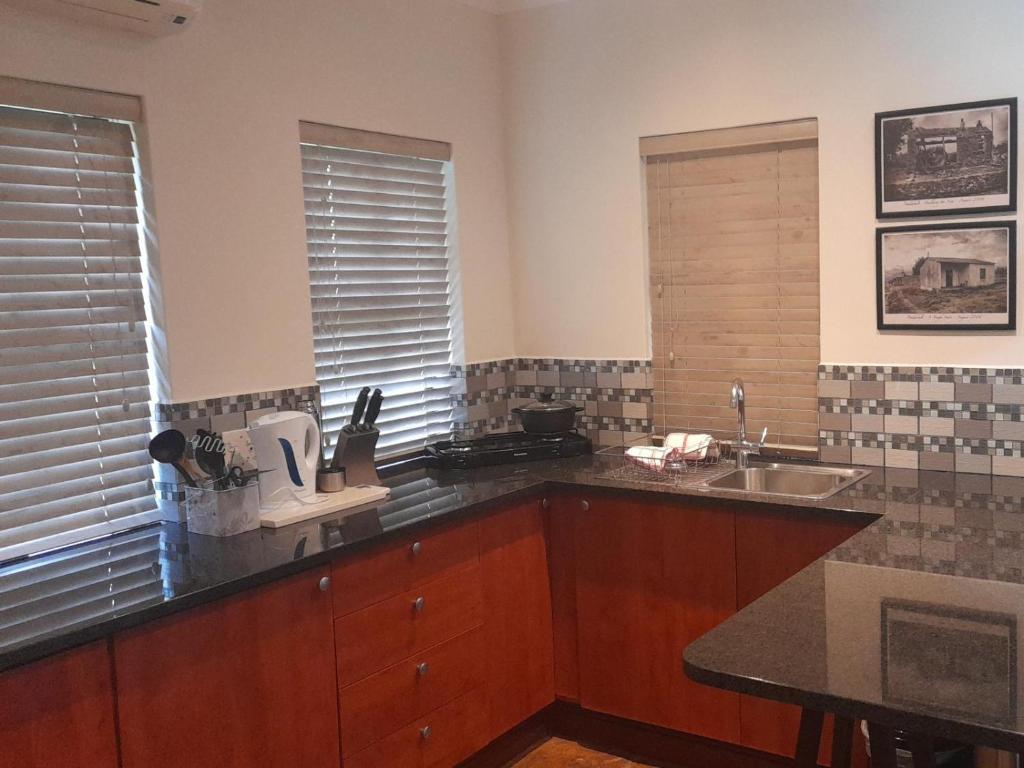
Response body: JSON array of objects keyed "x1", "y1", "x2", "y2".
[{"x1": 302, "y1": 413, "x2": 320, "y2": 473}]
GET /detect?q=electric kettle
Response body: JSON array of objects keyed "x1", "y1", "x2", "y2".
[{"x1": 248, "y1": 411, "x2": 320, "y2": 508}]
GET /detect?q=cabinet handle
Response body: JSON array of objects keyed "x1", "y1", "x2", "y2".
[
  {"x1": 411, "y1": 541, "x2": 422, "y2": 556},
  {"x1": 541, "y1": 498, "x2": 550, "y2": 509},
  {"x1": 413, "y1": 596, "x2": 426, "y2": 613},
  {"x1": 318, "y1": 576, "x2": 331, "y2": 592},
  {"x1": 580, "y1": 500, "x2": 590, "y2": 512},
  {"x1": 420, "y1": 726, "x2": 432, "y2": 741},
  {"x1": 416, "y1": 662, "x2": 429, "y2": 678}
]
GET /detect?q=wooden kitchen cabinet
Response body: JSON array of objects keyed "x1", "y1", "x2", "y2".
[
  {"x1": 0, "y1": 642, "x2": 118, "y2": 768},
  {"x1": 479, "y1": 500, "x2": 556, "y2": 739},
  {"x1": 545, "y1": 494, "x2": 580, "y2": 701},
  {"x1": 114, "y1": 567, "x2": 340, "y2": 768},
  {"x1": 735, "y1": 508, "x2": 869, "y2": 765},
  {"x1": 575, "y1": 495, "x2": 741, "y2": 743}
]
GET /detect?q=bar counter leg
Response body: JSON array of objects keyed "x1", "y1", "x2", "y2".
[
  {"x1": 795, "y1": 708, "x2": 825, "y2": 768},
  {"x1": 830, "y1": 715, "x2": 855, "y2": 768},
  {"x1": 867, "y1": 722, "x2": 898, "y2": 768}
]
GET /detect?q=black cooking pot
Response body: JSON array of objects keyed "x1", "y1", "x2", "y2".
[{"x1": 511, "y1": 393, "x2": 583, "y2": 433}]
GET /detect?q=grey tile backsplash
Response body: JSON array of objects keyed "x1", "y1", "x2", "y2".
[
  {"x1": 819, "y1": 365, "x2": 1024, "y2": 477},
  {"x1": 452, "y1": 358, "x2": 654, "y2": 447}
]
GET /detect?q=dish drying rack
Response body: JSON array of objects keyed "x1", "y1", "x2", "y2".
[{"x1": 599, "y1": 438, "x2": 733, "y2": 486}]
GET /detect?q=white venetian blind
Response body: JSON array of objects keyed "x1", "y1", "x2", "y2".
[
  {"x1": 642, "y1": 119, "x2": 821, "y2": 448},
  {"x1": 0, "y1": 96, "x2": 158, "y2": 563},
  {"x1": 299, "y1": 122, "x2": 455, "y2": 458}
]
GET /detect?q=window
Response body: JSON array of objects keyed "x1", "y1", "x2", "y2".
[
  {"x1": 299, "y1": 122, "x2": 455, "y2": 458},
  {"x1": 0, "y1": 78, "x2": 158, "y2": 562},
  {"x1": 981, "y1": 268, "x2": 987, "y2": 280},
  {"x1": 641, "y1": 119, "x2": 820, "y2": 449}
]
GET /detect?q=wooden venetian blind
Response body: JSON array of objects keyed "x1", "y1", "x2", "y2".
[
  {"x1": 643, "y1": 119, "x2": 820, "y2": 448},
  {"x1": 0, "y1": 87, "x2": 157, "y2": 563},
  {"x1": 299, "y1": 122, "x2": 455, "y2": 458}
]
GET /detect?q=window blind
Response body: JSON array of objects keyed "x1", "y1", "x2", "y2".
[
  {"x1": 299, "y1": 124, "x2": 455, "y2": 458},
  {"x1": 0, "y1": 103, "x2": 157, "y2": 563},
  {"x1": 646, "y1": 123, "x2": 820, "y2": 448}
]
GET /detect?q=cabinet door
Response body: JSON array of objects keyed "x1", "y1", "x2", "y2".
[
  {"x1": 479, "y1": 500, "x2": 555, "y2": 740},
  {"x1": 0, "y1": 642, "x2": 118, "y2": 768},
  {"x1": 115, "y1": 567, "x2": 340, "y2": 768},
  {"x1": 545, "y1": 494, "x2": 579, "y2": 701},
  {"x1": 735, "y1": 509, "x2": 868, "y2": 765},
  {"x1": 576, "y1": 495, "x2": 740, "y2": 742}
]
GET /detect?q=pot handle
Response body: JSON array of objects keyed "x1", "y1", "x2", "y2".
[
  {"x1": 510, "y1": 407, "x2": 524, "y2": 415},
  {"x1": 574, "y1": 406, "x2": 583, "y2": 412}
]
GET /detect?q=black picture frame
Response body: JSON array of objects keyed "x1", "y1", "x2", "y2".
[
  {"x1": 876, "y1": 220, "x2": 1017, "y2": 331},
  {"x1": 880, "y1": 598, "x2": 1017, "y2": 726},
  {"x1": 875, "y1": 98, "x2": 1017, "y2": 219}
]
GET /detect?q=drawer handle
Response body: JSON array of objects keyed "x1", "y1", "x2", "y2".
[
  {"x1": 420, "y1": 726, "x2": 432, "y2": 741},
  {"x1": 581, "y1": 499, "x2": 590, "y2": 512},
  {"x1": 318, "y1": 576, "x2": 331, "y2": 592},
  {"x1": 412, "y1": 596, "x2": 426, "y2": 613},
  {"x1": 416, "y1": 662, "x2": 429, "y2": 678},
  {"x1": 411, "y1": 541, "x2": 422, "y2": 556}
]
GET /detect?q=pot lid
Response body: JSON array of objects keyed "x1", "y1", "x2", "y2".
[{"x1": 519, "y1": 392, "x2": 577, "y2": 412}]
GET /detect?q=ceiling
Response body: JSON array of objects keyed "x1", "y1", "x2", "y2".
[{"x1": 456, "y1": 0, "x2": 569, "y2": 14}]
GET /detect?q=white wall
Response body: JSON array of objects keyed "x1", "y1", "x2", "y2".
[
  {"x1": 0, "y1": 0, "x2": 516, "y2": 402},
  {"x1": 499, "y1": 0, "x2": 1024, "y2": 365}
]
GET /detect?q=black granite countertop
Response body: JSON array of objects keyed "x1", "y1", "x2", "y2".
[
  {"x1": 684, "y1": 464, "x2": 1024, "y2": 752},
  {"x1": 5, "y1": 446, "x2": 1023, "y2": 757}
]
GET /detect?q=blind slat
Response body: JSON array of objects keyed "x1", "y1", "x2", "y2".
[
  {"x1": 649, "y1": 133, "x2": 820, "y2": 448},
  {"x1": 0, "y1": 103, "x2": 153, "y2": 563},
  {"x1": 304, "y1": 136, "x2": 454, "y2": 459}
]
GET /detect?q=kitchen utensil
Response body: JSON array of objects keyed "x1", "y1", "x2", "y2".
[
  {"x1": 194, "y1": 429, "x2": 227, "y2": 488},
  {"x1": 317, "y1": 467, "x2": 346, "y2": 493},
  {"x1": 346, "y1": 387, "x2": 371, "y2": 435},
  {"x1": 248, "y1": 410, "x2": 321, "y2": 507},
  {"x1": 149, "y1": 429, "x2": 198, "y2": 488},
  {"x1": 361, "y1": 388, "x2": 383, "y2": 431},
  {"x1": 511, "y1": 393, "x2": 583, "y2": 434},
  {"x1": 226, "y1": 466, "x2": 271, "y2": 488}
]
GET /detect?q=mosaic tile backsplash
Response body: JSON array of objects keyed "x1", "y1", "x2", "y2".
[
  {"x1": 818, "y1": 365, "x2": 1024, "y2": 477},
  {"x1": 452, "y1": 358, "x2": 654, "y2": 447}
]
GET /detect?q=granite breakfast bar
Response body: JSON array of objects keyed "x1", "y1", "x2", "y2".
[{"x1": 685, "y1": 465, "x2": 1024, "y2": 767}]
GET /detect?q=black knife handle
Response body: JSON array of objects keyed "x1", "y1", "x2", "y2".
[
  {"x1": 363, "y1": 389, "x2": 384, "y2": 429},
  {"x1": 350, "y1": 387, "x2": 371, "y2": 426}
]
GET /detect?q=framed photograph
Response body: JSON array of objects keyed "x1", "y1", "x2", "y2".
[
  {"x1": 876, "y1": 221, "x2": 1016, "y2": 331},
  {"x1": 881, "y1": 599, "x2": 1017, "y2": 725},
  {"x1": 876, "y1": 98, "x2": 1017, "y2": 218}
]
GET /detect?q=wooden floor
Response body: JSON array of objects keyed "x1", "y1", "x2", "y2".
[{"x1": 509, "y1": 737, "x2": 658, "y2": 768}]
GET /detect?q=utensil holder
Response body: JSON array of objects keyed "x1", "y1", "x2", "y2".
[
  {"x1": 184, "y1": 481, "x2": 261, "y2": 537},
  {"x1": 330, "y1": 428, "x2": 381, "y2": 486}
]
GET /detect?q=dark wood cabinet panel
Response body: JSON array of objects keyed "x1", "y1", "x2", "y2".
[
  {"x1": 0, "y1": 642, "x2": 118, "y2": 768},
  {"x1": 331, "y1": 520, "x2": 479, "y2": 617},
  {"x1": 735, "y1": 508, "x2": 869, "y2": 766},
  {"x1": 115, "y1": 567, "x2": 340, "y2": 768},
  {"x1": 479, "y1": 500, "x2": 556, "y2": 740},
  {"x1": 335, "y1": 564, "x2": 484, "y2": 687},
  {"x1": 575, "y1": 495, "x2": 740, "y2": 743},
  {"x1": 545, "y1": 494, "x2": 580, "y2": 701}
]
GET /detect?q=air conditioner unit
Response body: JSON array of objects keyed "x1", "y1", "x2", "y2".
[{"x1": 1, "y1": 0, "x2": 202, "y2": 36}]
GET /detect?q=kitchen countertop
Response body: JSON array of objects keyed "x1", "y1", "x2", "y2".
[
  {"x1": 684, "y1": 462, "x2": 1024, "y2": 752},
  {"x1": 4, "y1": 447, "x2": 1023, "y2": 757}
]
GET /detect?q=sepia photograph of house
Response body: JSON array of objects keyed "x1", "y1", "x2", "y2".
[
  {"x1": 876, "y1": 99, "x2": 1016, "y2": 217},
  {"x1": 877, "y1": 222, "x2": 1016, "y2": 330}
]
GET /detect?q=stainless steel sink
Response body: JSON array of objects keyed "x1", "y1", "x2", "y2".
[{"x1": 697, "y1": 463, "x2": 871, "y2": 500}]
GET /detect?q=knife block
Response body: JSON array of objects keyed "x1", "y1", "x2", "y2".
[{"x1": 330, "y1": 428, "x2": 381, "y2": 487}]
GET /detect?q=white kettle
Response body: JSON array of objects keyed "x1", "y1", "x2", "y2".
[{"x1": 248, "y1": 411, "x2": 320, "y2": 508}]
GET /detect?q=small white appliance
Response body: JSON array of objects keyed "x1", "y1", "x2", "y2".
[{"x1": 248, "y1": 411, "x2": 320, "y2": 510}]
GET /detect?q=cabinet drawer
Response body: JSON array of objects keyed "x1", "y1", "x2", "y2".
[
  {"x1": 344, "y1": 687, "x2": 488, "y2": 768},
  {"x1": 340, "y1": 628, "x2": 485, "y2": 757},
  {"x1": 336, "y1": 564, "x2": 483, "y2": 686},
  {"x1": 333, "y1": 521, "x2": 479, "y2": 618}
]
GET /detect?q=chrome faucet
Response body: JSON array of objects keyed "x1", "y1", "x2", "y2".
[{"x1": 730, "y1": 378, "x2": 767, "y2": 468}]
